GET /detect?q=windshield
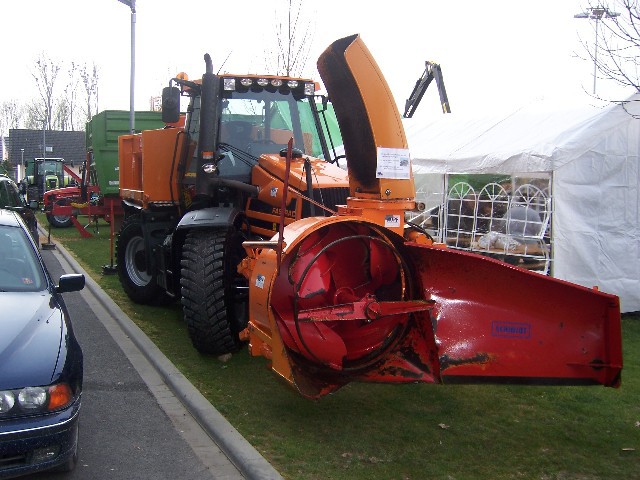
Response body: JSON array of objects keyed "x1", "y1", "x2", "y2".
[
  {"x1": 41, "y1": 160, "x2": 63, "y2": 176},
  {"x1": 0, "y1": 225, "x2": 45, "y2": 292},
  {"x1": 186, "y1": 90, "x2": 342, "y2": 159}
]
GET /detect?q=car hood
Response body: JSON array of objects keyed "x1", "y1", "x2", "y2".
[{"x1": 0, "y1": 291, "x2": 63, "y2": 389}]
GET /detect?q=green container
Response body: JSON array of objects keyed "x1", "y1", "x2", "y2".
[{"x1": 86, "y1": 110, "x2": 165, "y2": 196}]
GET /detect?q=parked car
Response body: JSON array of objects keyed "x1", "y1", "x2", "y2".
[
  {"x1": 0, "y1": 209, "x2": 85, "y2": 477},
  {"x1": 0, "y1": 174, "x2": 39, "y2": 242}
]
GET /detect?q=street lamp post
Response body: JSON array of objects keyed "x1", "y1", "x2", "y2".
[
  {"x1": 575, "y1": 5, "x2": 621, "y2": 94},
  {"x1": 42, "y1": 120, "x2": 46, "y2": 160},
  {"x1": 117, "y1": 0, "x2": 136, "y2": 133}
]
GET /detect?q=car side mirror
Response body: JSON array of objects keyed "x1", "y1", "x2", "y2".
[
  {"x1": 56, "y1": 274, "x2": 85, "y2": 293},
  {"x1": 28, "y1": 200, "x2": 39, "y2": 209}
]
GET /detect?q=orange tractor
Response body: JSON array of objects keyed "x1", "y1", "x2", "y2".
[{"x1": 117, "y1": 34, "x2": 622, "y2": 399}]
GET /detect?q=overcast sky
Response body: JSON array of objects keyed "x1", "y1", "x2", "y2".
[{"x1": 1, "y1": 0, "x2": 634, "y2": 123}]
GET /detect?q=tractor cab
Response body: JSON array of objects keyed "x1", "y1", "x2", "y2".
[{"x1": 162, "y1": 71, "x2": 345, "y2": 185}]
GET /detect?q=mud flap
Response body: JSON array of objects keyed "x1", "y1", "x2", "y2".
[{"x1": 404, "y1": 242, "x2": 622, "y2": 387}]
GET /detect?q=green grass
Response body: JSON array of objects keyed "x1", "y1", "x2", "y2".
[{"x1": 39, "y1": 216, "x2": 640, "y2": 480}]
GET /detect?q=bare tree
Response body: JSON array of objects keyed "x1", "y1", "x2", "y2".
[
  {"x1": 64, "y1": 62, "x2": 81, "y2": 131},
  {"x1": 0, "y1": 100, "x2": 23, "y2": 139},
  {"x1": 24, "y1": 100, "x2": 47, "y2": 130},
  {"x1": 80, "y1": 63, "x2": 100, "y2": 122},
  {"x1": 576, "y1": 1, "x2": 640, "y2": 94},
  {"x1": 54, "y1": 98, "x2": 71, "y2": 131},
  {"x1": 265, "y1": 0, "x2": 315, "y2": 77},
  {"x1": 31, "y1": 52, "x2": 62, "y2": 130}
]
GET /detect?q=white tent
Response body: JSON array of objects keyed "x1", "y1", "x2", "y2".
[{"x1": 406, "y1": 94, "x2": 640, "y2": 313}]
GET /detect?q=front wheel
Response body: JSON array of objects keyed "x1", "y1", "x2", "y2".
[
  {"x1": 116, "y1": 214, "x2": 167, "y2": 304},
  {"x1": 180, "y1": 227, "x2": 248, "y2": 355},
  {"x1": 47, "y1": 213, "x2": 73, "y2": 228}
]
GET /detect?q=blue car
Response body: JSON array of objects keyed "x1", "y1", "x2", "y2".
[{"x1": 0, "y1": 209, "x2": 85, "y2": 477}]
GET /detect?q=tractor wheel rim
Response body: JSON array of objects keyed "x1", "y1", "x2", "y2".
[{"x1": 125, "y1": 236, "x2": 151, "y2": 286}]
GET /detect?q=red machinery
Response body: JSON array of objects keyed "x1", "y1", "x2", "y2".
[
  {"x1": 237, "y1": 35, "x2": 622, "y2": 398},
  {"x1": 42, "y1": 154, "x2": 121, "y2": 238}
]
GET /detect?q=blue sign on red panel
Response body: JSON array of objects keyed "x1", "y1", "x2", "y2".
[{"x1": 492, "y1": 321, "x2": 531, "y2": 339}]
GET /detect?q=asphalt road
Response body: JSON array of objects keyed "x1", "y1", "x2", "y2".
[{"x1": 20, "y1": 243, "x2": 249, "y2": 480}]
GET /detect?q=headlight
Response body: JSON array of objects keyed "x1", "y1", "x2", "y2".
[
  {"x1": 0, "y1": 391, "x2": 15, "y2": 413},
  {"x1": 304, "y1": 82, "x2": 315, "y2": 96},
  {"x1": 202, "y1": 163, "x2": 217, "y2": 174},
  {"x1": 223, "y1": 78, "x2": 236, "y2": 91},
  {"x1": 18, "y1": 387, "x2": 47, "y2": 410},
  {"x1": 0, "y1": 383, "x2": 75, "y2": 417}
]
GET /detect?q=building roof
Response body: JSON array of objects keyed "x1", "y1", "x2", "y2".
[{"x1": 7, "y1": 129, "x2": 85, "y2": 169}]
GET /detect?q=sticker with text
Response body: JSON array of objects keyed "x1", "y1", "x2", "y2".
[
  {"x1": 384, "y1": 214, "x2": 401, "y2": 228},
  {"x1": 491, "y1": 321, "x2": 531, "y2": 339}
]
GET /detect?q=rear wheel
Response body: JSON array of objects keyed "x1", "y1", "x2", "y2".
[
  {"x1": 180, "y1": 227, "x2": 248, "y2": 354},
  {"x1": 117, "y1": 214, "x2": 167, "y2": 304}
]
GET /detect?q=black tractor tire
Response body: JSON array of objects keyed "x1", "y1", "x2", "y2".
[
  {"x1": 47, "y1": 213, "x2": 74, "y2": 228},
  {"x1": 27, "y1": 186, "x2": 39, "y2": 204},
  {"x1": 180, "y1": 227, "x2": 248, "y2": 355},
  {"x1": 116, "y1": 214, "x2": 168, "y2": 304}
]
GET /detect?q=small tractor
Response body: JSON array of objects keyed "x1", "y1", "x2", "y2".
[
  {"x1": 22, "y1": 157, "x2": 76, "y2": 204},
  {"x1": 116, "y1": 34, "x2": 622, "y2": 399}
]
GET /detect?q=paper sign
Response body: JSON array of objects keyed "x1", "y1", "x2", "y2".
[{"x1": 376, "y1": 147, "x2": 411, "y2": 179}]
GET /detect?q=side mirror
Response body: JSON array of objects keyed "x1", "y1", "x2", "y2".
[
  {"x1": 56, "y1": 274, "x2": 85, "y2": 293},
  {"x1": 279, "y1": 147, "x2": 304, "y2": 159},
  {"x1": 162, "y1": 86, "x2": 181, "y2": 124},
  {"x1": 28, "y1": 200, "x2": 39, "y2": 209}
]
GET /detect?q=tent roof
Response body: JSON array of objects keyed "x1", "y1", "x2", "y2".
[{"x1": 406, "y1": 93, "x2": 640, "y2": 174}]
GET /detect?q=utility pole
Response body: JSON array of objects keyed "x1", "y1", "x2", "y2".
[
  {"x1": 117, "y1": 0, "x2": 136, "y2": 133},
  {"x1": 575, "y1": 5, "x2": 620, "y2": 94}
]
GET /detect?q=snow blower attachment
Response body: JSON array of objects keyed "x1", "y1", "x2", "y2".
[{"x1": 238, "y1": 34, "x2": 622, "y2": 399}]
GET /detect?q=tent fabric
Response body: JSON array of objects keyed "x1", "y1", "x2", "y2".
[{"x1": 406, "y1": 94, "x2": 640, "y2": 313}]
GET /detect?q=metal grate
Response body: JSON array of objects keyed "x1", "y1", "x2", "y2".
[{"x1": 302, "y1": 187, "x2": 350, "y2": 217}]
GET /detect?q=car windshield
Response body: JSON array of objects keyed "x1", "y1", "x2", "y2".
[{"x1": 0, "y1": 225, "x2": 45, "y2": 292}]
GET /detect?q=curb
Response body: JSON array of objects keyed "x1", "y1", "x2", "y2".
[{"x1": 43, "y1": 229, "x2": 283, "y2": 480}]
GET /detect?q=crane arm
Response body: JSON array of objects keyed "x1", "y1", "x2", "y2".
[{"x1": 403, "y1": 61, "x2": 451, "y2": 117}]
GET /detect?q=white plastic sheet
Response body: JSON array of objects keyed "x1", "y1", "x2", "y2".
[{"x1": 406, "y1": 94, "x2": 640, "y2": 312}]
